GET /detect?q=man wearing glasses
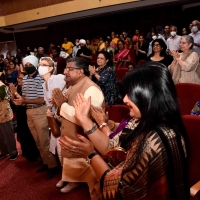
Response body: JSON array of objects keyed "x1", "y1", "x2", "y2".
[
  {"x1": 52, "y1": 57, "x2": 104, "y2": 199},
  {"x1": 13, "y1": 55, "x2": 58, "y2": 179}
]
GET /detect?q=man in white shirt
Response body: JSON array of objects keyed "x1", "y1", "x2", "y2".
[
  {"x1": 167, "y1": 25, "x2": 181, "y2": 53},
  {"x1": 72, "y1": 39, "x2": 80, "y2": 58},
  {"x1": 190, "y1": 20, "x2": 200, "y2": 60}
]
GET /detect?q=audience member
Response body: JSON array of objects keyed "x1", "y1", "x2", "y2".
[
  {"x1": 76, "y1": 39, "x2": 92, "y2": 63},
  {"x1": 15, "y1": 56, "x2": 24, "y2": 73},
  {"x1": 167, "y1": 25, "x2": 181, "y2": 53},
  {"x1": 114, "y1": 40, "x2": 131, "y2": 70},
  {"x1": 128, "y1": 63, "x2": 134, "y2": 72},
  {"x1": 38, "y1": 57, "x2": 67, "y2": 188},
  {"x1": 168, "y1": 35, "x2": 200, "y2": 84},
  {"x1": 86, "y1": 39, "x2": 96, "y2": 54},
  {"x1": 146, "y1": 38, "x2": 173, "y2": 67},
  {"x1": 0, "y1": 73, "x2": 18, "y2": 161},
  {"x1": 182, "y1": 28, "x2": 188, "y2": 36},
  {"x1": 9, "y1": 72, "x2": 40, "y2": 162},
  {"x1": 61, "y1": 37, "x2": 74, "y2": 56},
  {"x1": 189, "y1": 20, "x2": 200, "y2": 59},
  {"x1": 52, "y1": 57, "x2": 104, "y2": 198},
  {"x1": 3, "y1": 58, "x2": 9, "y2": 74},
  {"x1": 36, "y1": 47, "x2": 48, "y2": 60},
  {"x1": 25, "y1": 47, "x2": 31, "y2": 56},
  {"x1": 89, "y1": 51, "x2": 119, "y2": 107},
  {"x1": 13, "y1": 55, "x2": 58, "y2": 179},
  {"x1": 60, "y1": 62, "x2": 190, "y2": 200},
  {"x1": 97, "y1": 37, "x2": 105, "y2": 52},
  {"x1": 72, "y1": 39, "x2": 80, "y2": 58},
  {"x1": 163, "y1": 25, "x2": 171, "y2": 40},
  {"x1": 111, "y1": 31, "x2": 119, "y2": 49},
  {"x1": 103, "y1": 39, "x2": 114, "y2": 61},
  {"x1": 135, "y1": 35, "x2": 148, "y2": 63},
  {"x1": 52, "y1": 47, "x2": 66, "y2": 74},
  {"x1": 132, "y1": 29, "x2": 140, "y2": 45},
  {"x1": 5, "y1": 61, "x2": 18, "y2": 85},
  {"x1": 122, "y1": 31, "x2": 131, "y2": 49},
  {"x1": 16, "y1": 48, "x2": 24, "y2": 58},
  {"x1": 47, "y1": 42, "x2": 55, "y2": 56},
  {"x1": 146, "y1": 27, "x2": 155, "y2": 43}
]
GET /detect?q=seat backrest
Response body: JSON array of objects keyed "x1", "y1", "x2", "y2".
[
  {"x1": 182, "y1": 115, "x2": 200, "y2": 186},
  {"x1": 176, "y1": 83, "x2": 200, "y2": 115},
  {"x1": 137, "y1": 60, "x2": 146, "y2": 65},
  {"x1": 105, "y1": 103, "x2": 111, "y2": 114},
  {"x1": 109, "y1": 104, "x2": 129, "y2": 123},
  {"x1": 115, "y1": 68, "x2": 128, "y2": 82}
]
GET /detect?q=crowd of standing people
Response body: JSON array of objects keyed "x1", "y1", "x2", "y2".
[{"x1": 0, "y1": 19, "x2": 200, "y2": 199}]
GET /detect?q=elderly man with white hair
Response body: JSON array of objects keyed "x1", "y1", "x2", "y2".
[
  {"x1": 76, "y1": 39, "x2": 92, "y2": 62},
  {"x1": 13, "y1": 55, "x2": 58, "y2": 179},
  {"x1": 36, "y1": 47, "x2": 48, "y2": 60}
]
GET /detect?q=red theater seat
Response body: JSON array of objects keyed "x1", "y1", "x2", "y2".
[
  {"x1": 176, "y1": 83, "x2": 200, "y2": 116},
  {"x1": 115, "y1": 68, "x2": 128, "y2": 82},
  {"x1": 109, "y1": 104, "x2": 129, "y2": 123},
  {"x1": 182, "y1": 115, "x2": 200, "y2": 199}
]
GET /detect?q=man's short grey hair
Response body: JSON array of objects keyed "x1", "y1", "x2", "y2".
[
  {"x1": 170, "y1": 25, "x2": 177, "y2": 31},
  {"x1": 38, "y1": 47, "x2": 44, "y2": 51},
  {"x1": 181, "y1": 35, "x2": 194, "y2": 49}
]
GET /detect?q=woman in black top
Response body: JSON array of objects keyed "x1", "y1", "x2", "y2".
[
  {"x1": 146, "y1": 39, "x2": 173, "y2": 67},
  {"x1": 135, "y1": 35, "x2": 148, "y2": 63},
  {"x1": 89, "y1": 51, "x2": 119, "y2": 107}
]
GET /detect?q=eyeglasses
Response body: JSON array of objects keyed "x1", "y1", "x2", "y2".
[
  {"x1": 17, "y1": 78, "x2": 23, "y2": 80},
  {"x1": 180, "y1": 42, "x2": 188, "y2": 45},
  {"x1": 153, "y1": 44, "x2": 161, "y2": 47},
  {"x1": 97, "y1": 57, "x2": 105, "y2": 60},
  {"x1": 64, "y1": 67, "x2": 81, "y2": 71}
]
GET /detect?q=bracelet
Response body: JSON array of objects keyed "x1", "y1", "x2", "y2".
[
  {"x1": 84, "y1": 123, "x2": 98, "y2": 135},
  {"x1": 86, "y1": 152, "x2": 98, "y2": 164},
  {"x1": 99, "y1": 122, "x2": 107, "y2": 130}
]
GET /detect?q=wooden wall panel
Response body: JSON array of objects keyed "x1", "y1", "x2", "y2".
[{"x1": 1, "y1": 0, "x2": 73, "y2": 15}]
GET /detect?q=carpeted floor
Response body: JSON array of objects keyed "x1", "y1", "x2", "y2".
[{"x1": 0, "y1": 140, "x2": 91, "y2": 200}]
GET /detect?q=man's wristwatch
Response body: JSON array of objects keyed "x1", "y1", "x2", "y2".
[{"x1": 86, "y1": 152, "x2": 98, "y2": 164}]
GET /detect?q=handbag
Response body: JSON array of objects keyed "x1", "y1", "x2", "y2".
[
  {"x1": 47, "y1": 115, "x2": 61, "y2": 138},
  {"x1": 104, "y1": 147, "x2": 127, "y2": 169}
]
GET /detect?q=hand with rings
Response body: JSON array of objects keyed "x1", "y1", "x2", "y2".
[
  {"x1": 59, "y1": 134, "x2": 95, "y2": 158},
  {"x1": 71, "y1": 145, "x2": 76, "y2": 153}
]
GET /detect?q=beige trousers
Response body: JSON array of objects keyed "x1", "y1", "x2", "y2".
[
  {"x1": 62, "y1": 158, "x2": 102, "y2": 200},
  {"x1": 26, "y1": 105, "x2": 57, "y2": 168}
]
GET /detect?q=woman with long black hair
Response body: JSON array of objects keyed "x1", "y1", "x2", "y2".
[{"x1": 59, "y1": 62, "x2": 190, "y2": 200}]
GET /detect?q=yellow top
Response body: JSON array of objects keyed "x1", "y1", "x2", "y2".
[
  {"x1": 112, "y1": 37, "x2": 119, "y2": 45},
  {"x1": 61, "y1": 41, "x2": 74, "y2": 54}
]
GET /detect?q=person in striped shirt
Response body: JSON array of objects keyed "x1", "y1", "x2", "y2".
[{"x1": 13, "y1": 55, "x2": 58, "y2": 179}]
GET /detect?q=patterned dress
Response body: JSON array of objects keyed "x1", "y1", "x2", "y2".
[
  {"x1": 101, "y1": 118, "x2": 190, "y2": 200},
  {"x1": 95, "y1": 65, "x2": 119, "y2": 107}
]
